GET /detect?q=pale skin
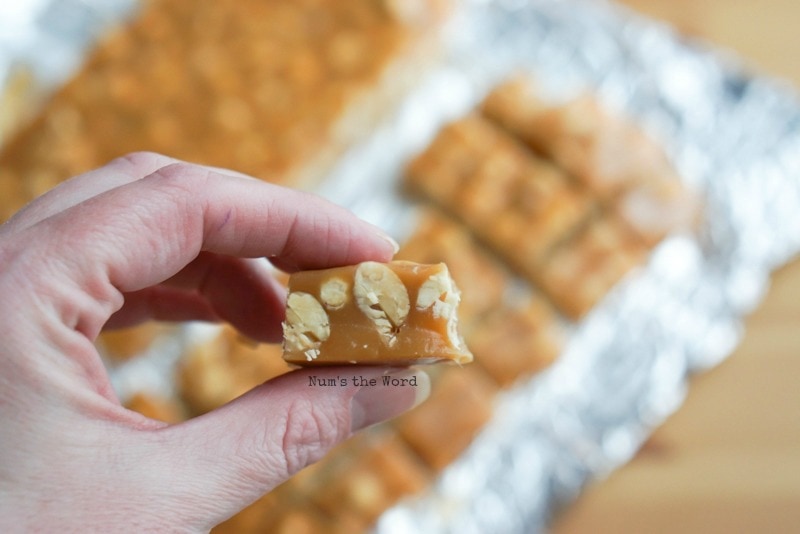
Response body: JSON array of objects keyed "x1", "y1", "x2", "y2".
[{"x1": 0, "y1": 152, "x2": 429, "y2": 532}]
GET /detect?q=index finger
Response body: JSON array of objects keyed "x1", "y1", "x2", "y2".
[{"x1": 16, "y1": 162, "x2": 397, "y2": 337}]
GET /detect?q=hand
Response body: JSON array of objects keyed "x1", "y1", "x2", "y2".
[{"x1": 0, "y1": 152, "x2": 429, "y2": 532}]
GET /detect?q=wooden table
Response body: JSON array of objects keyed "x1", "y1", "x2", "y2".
[{"x1": 552, "y1": 1, "x2": 800, "y2": 532}]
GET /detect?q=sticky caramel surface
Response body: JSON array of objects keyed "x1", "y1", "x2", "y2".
[
  {"x1": 282, "y1": 261, "x2": 473, "y2": 366},
  {"x1": 0, "y1": 0, "x2": 450, "y2": 222}
]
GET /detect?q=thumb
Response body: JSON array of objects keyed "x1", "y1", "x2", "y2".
[{"x1": 146, "y1": 367, "x2": 429, "y2": 530}]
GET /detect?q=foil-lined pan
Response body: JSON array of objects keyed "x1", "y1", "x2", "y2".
[
  {"x1": 332, "y1": 0, "x2": 800, "y2": 532},
  {"x1": 3, "y1": 0, "x2": 800, "y2": 532}
]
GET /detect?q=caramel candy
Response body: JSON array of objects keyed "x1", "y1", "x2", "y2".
[
  {"x1": 395, "y1": 366, "x2": 496, "y2": 471},
  {"x1": 470, "y1": 299, "x2": 564, "y2": 388},
  {"x1": 210, "y1": 483, "x2": 327, "y2": 534},
  {"x1": 0, "y1": 0, "x2": 452, "y2": 222},
  {"x1": 309, "y1": 432, "x2": 430, "y2": 529},
  {"x1": 282, "y1": 261, "x2": 473, "y2": 366},
  {"x1": 535, "y1": 215, "x2": 647, "y2": 319},
  {"x1": 125, "y1": 392, "x2": 186, "y2": 424},
  {"x1": 395, "y1": 210, "x2": 508, "y2": 332},
  {"x1": 406, "y1": 114, "x2": 595, "y2": 271},
  {"x1": 211, "y1": 491, "x2": 283, "y2": 534},
  {"x1": 179, "y1": 326, "x2": 293, "y2": 415},
  {"x1": 97, "y1": 322, "x2": 175, "y2": 361},
  {"x1": 481, "y1": 77, "x2": 666, "y2": 198}
]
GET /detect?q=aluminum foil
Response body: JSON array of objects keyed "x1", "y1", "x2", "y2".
[
  {"x1": 3, "y1": 0, "x2": 800, "y2": 532},
  {"x1": 318, "y1": 0, "x2": 800, "y2": 532}
]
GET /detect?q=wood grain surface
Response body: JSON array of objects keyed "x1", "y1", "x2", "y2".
[{"x1": 552, "y1": 1, "x2": 800, "y2": 532}]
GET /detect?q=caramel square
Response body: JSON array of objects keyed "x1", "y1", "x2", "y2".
[
  {"x1": 396, "y1": 210, "x2": 508, "y2": 331},
  {"x1": 481, "y1": 77, "x2": 682, "y2": 200},
  {"x1": 534, "y1": 216, "x2": 648, "y2": 319},
  {"x1": 0, "y1": 0, "x2": 451, "y2": 222},
  {"x1": 395, "y1": 367, "x2": 497, "y2": 471},
  {"x1": 406, "y1": 115, "x2": 594, "y2": 269},
  {"x1": 310, "y1": 432, "x2": 430, "y2": 528},
  {"x1": 178, "y1": 326, "x2": 292, "y2": 415},
  {"x1": 282, "y1": 261, "x2": 472, "y2": 366},
  {"x1": 469, "y1": 299, "x2": 564, "y2": 387}
]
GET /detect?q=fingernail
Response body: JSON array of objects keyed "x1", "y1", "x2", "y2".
[
  {"x1": 350, "y1": 369, "x2": 430, "y2": 432},
  {"x1": 376, "y1": 229, "x2": 400, "y2": 256}
]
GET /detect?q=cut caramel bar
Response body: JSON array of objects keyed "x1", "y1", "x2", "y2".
[
  {"x1": 0, "y1": 0, "x2": 451, "y2": 222},
  {"x1": 481, "y1": 77, "x2": 675, "y2": 199},
  {"x1": 535, "y1": 215, "x2": 647, "y2": 319},
  {"x1": 282, "y1": 261, "x2": 473, "y2": 366},
  {"x1": 309, "y1": 432, "x2": 430, "y2": 529},
  {"x1": 179, "y1": 326, "x2": 293, "y2": 415},
  {"x1": 395, "y1": 210, "x2": 508, "y2": 333},
  {"x1": 395, "y1": 366, "x2": 496, "y2": 471},
  {"x1": 469, "y1": 299, "x2": 564, "y2": 388},
  {"x1": 406, "y1": 114, "x2": 595, "y2": 269}
]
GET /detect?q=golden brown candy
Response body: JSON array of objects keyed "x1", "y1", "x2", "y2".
[
  {"x1": 395, "y1": 366, "x2": 496, "y2": 471},
  {"x1": 282, "y1": 261, "x2": 473, "y2": 366},
  {"x1": 405, "y1": 114, "x2": 596, "y2": 273}
]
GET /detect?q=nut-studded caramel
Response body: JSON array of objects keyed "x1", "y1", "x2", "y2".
[
  {"x1": 282, "y1": 261, "x2": 473, "y2": 366},
  {"x1": 0, "y1": 0, "x2": 453, "y2": 222},
  {"x1": 405, "y1": 114, "x2": 596, "y2": 272}
]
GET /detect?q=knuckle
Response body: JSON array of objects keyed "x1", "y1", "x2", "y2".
[
  {"x1": 114, "y1": 150, "x2": 172, "y2": 170},
  {"x1": 278, "y1": 398, "x2": 343, "y2": 475},
  {"x1": 148, "y1": 162, "x2": 209, "y2": 190},
  {"x1": 144, "y1": 163, "x2": 213, "y2": 216}
]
